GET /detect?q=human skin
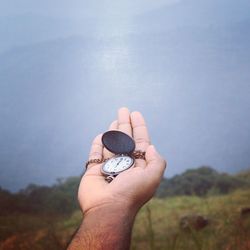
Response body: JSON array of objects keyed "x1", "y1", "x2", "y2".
[{"x1": 67, "y1": 107, "x2": 167, "y2": 250}]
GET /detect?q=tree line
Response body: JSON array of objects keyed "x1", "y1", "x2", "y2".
[
  {"x1": 0, "y1": 167, "x2": 249, "y2": 216},
  {"x1": 156, "y1": 166, "x2": 250, "y2": 197}
]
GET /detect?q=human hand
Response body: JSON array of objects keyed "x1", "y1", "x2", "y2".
[{"x1": 78, "y1": 107, "x2": 167, "y2": 216}]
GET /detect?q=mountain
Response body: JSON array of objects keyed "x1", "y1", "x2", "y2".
[
  {"x1": 135, "y1": 0, "x2": 250, "y2": 31},
  {"x1": 0, "y1": 36, "x2": 98, "y2": 191},
  {"x1": 0, "y1": 13, "x2": 95, "y2": 53}
]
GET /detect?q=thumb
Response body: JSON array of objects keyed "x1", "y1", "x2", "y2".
[{"x1": 145, "y1": 145, "x2": 167, "y2": 178}]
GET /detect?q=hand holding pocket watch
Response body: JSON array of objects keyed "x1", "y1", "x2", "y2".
[
  {"x1": 86, "y1": 130, "x2": 146, "y2": 182},
  {"x1": 101, "y1": 130, "x2": 145, "y2": 182},
  {"x1": 78, "y1": 107, "x2": 166, "y2": 218},
  {"x1": 70, "y1": 108, "x2": 167, "y2": 250}
]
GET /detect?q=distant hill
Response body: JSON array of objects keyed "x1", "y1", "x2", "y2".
[
  {"x1": 135, "y1": 0, "x2": 250, "y2": 31},
  {"x1": 0, "y1": 36, "x2": 99, "y2": 191},
  {"x1": 0, "y1": 176, "x2": 81, "y2": 216},
  {"x1": 236, "y1": 169, "x2": 250, "y2": 181},
  {"x1": 1, "y1": 167, "x2": 249, "y2": 216},
  {"x1": 0, "y1": 13, "x2": 95, "y2": 53},
  {"x1": 156, "y1": 166, "x2": 250, "y2": 197}
]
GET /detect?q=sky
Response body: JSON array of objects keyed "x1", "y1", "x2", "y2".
[
  {"x1": 0, "y1": 0, "x2": 179, "y2": 18},
  {"x1": 0, "y1": 0, "x2": 250, "y2": 191}
]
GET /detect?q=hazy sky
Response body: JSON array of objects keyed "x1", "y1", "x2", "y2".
[
  {"x1": 0, "y1": 0, "x2": 179, "y2": 18},
  {"x1": 0, "y1": 0, "x2": 250, "y2": 191}
]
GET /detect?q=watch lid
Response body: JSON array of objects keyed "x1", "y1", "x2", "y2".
[{"x1": 102, "y1": 130, "x2": 135, "y2": 155}]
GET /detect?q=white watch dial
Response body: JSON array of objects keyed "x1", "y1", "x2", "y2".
[{"x1": 102, "y1": 155, "x2": 134, "y2": 175}]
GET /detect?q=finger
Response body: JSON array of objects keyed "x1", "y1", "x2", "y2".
[
  {"x1": 109, "y1": 120, "x2": 118, "y2": 130},
  {"x1": 145, "y1": 145, "x2": 167, "y2": 183},
  {"x1": 103, "y1": 120, "x2": 118, "y2": 159},
  {"x1": 118, "y1": 107, "x2": 132, "y2": 137},
  {"x1": 131, "y1": 111, "x2": 150, "y2": 152},
  {"x1": 88, "y1": 134, "x2": 103, "y2": 168}
]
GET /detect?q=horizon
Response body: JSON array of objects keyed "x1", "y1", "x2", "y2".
[{"x1": 3, "y1": 165, "x2": 249, "y2": 193}]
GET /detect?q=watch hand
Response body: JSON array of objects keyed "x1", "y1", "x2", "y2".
[
  {"x1": 117, "y1": 159, "x2": 123, "y2": 166},
  {"x1": 115, "y1": 159, "x2": 121, "y2": 168}
]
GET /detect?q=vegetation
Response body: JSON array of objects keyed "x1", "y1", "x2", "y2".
[
  {"x1": 157, "y1": 166, "x2": 250, "y2": 197},
  {"x1": 0, "y1": 177, "x2": 81, "y2": 216},
  {"x1": 131, "y1": 189, "x2": 250, "y2": 250},
  {"x1": 0, "y1": 167, "x2": 250, "y2": 249}
]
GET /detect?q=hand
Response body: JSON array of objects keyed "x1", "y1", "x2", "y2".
[
  {"x1": 68, "y1": 108, "x2": 167, "y2": 249},
  {"x1": 78, "y1": 107, "x2": 167, "y2": 216}
]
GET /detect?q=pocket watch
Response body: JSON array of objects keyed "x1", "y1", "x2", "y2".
[{"x1": 101, "y1": 130, "x2": 136, "y2": 182}]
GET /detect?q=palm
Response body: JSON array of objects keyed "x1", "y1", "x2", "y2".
[{"x1": 78, "y1": 108, "x2": 166, "y2": 214}]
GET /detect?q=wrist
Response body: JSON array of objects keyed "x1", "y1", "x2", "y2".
[
  {"x1": 70, "y1": 203, "x2": 137, "y2": 250},
  {"x1": 82, "y1": 196, "x2": 141, "y2": 217},
  {"x1": 83, "y1": 202, "x2": 138, "y2": 224}
]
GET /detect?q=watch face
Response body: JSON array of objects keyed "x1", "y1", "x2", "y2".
[{"x1": 102, "y1": 155, "x2": 134, "y2": 175}]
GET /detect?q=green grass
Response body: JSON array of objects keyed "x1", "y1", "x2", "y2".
[
  {"x1": 131, "y1": 188, "x2": 250, "y2": 250},
  {"x1": 1, "y1": 188, "x2": 250, "y2": 250}
]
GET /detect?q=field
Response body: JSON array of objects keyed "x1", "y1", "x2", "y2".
[
  {"x1": 131, "y1": 189, "x2": 250, "y2": 250},
  {"x1": 0, "y1": 188, "x2": 250, "y2": 250}
]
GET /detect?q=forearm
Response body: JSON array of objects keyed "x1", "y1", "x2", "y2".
[{"x1": 67, "y1": 205, "x2": 137, "y2": 250}]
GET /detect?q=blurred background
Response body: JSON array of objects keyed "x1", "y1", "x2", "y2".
[
  {"x1": 0, "y1": 0, "x2": 249, "y2": 192},
  {"x1": 1, "y1": 1, "x2": 250, "y2": 249}
]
